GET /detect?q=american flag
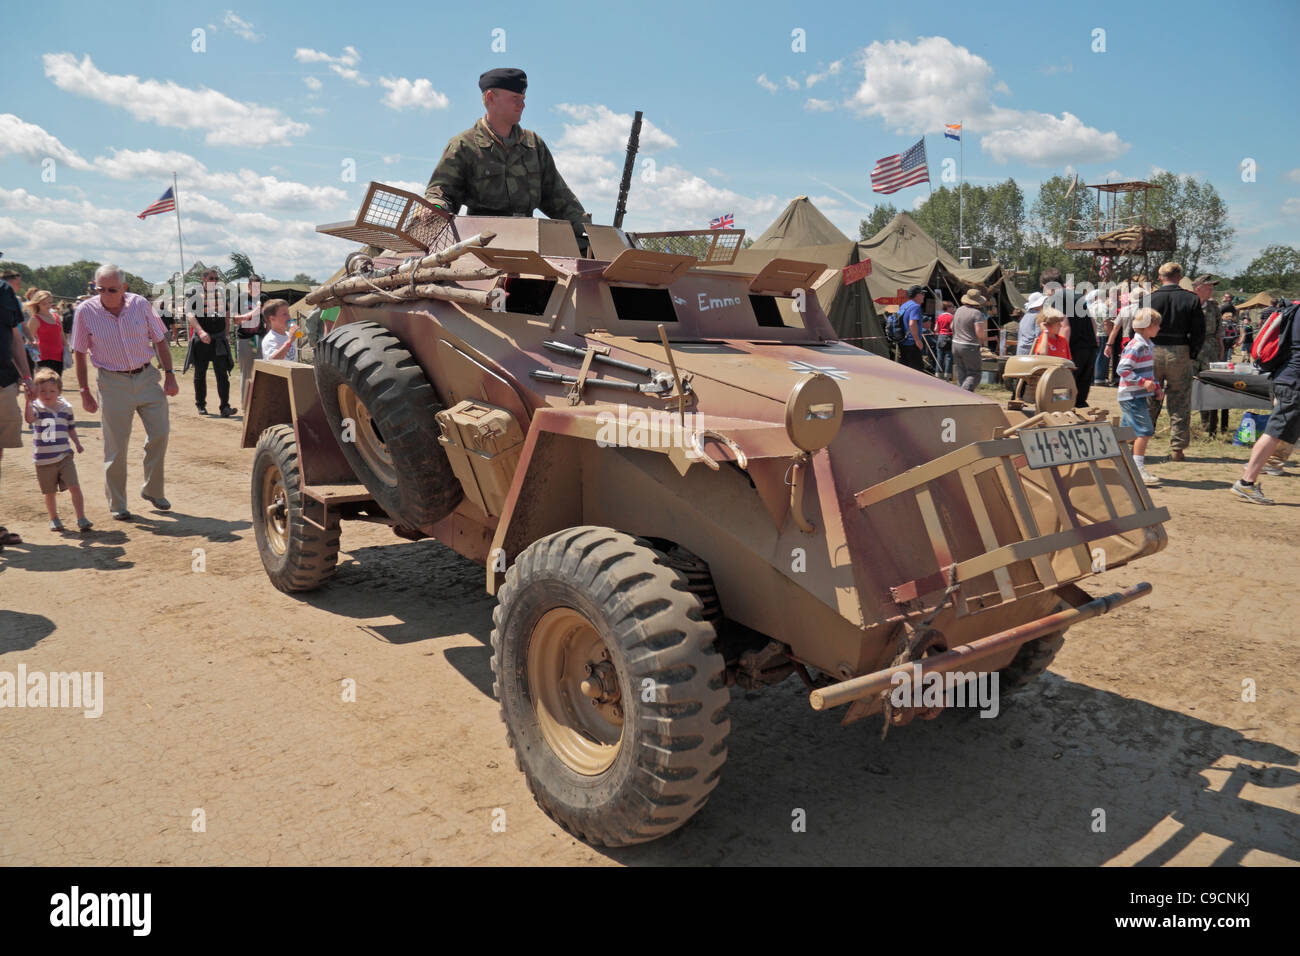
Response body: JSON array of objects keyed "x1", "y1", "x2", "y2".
[
  {"x1": 871, "y1": 138, "x2": 929, "y2": 195},
  {"x1": 1099, "y1": 255, "x2": 1112, "y2": 280},
  {"x1": 137, "y1": 187, "x2": 175, "y2": 219},
  {"x1": 709, "y1": 213, "x2": 734, "y2": 229},
  {"x1": 944, "y1": 124, "x2": 961, "y2": 141}
]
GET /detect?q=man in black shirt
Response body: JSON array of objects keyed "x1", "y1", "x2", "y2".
[
  {"x1": 185, "y1": 269, "x2": 236, "y2": 417},
  {"x1": 1058, "y1": 272, "x2": 1098, "y2": 407},
  {"x1": 1, "y1": 268, "x2": 35, "y2": 547},
  {"x1": 1147, "y1": 262, "x2": 1204, "y2": 459}
]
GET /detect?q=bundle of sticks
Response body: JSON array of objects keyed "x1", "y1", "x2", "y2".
[{"x1": 305, "y1": 230, "x2": 500, "y2": 309}]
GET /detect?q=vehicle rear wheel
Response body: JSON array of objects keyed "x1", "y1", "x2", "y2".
[
  {"x1": 998, "y1": 629, "x2": 1066, "y2": 689},
  {"x1": 490, "y1": 527, "x2": 731, "y2": 846},
  {"x1": 252, "y1": 424, "x2": 341, "y2": 592},
  {"x1": 314, "y1": 320, "x2": 461, "y2": 530}
]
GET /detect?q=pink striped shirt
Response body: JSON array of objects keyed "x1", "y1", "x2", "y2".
[{"x1": 71, "y1": 293, "x2": 167, "y2": 371}]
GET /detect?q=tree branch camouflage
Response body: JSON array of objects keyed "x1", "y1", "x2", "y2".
[{"x1": 424, "y1": 118, "x2": 586, "y2": 229}]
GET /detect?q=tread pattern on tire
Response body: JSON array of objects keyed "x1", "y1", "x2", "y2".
[
  {"x1": 490, "y1": 527, "x2": 731, "y2": 847},
  {"x1": 314, "y1": 320, "x2": 461, "y2": 529},
  {"x1": 252, "y1": 424, "x2": 341, "y2": 592},
  {"x1": 998, "y1": 630, "x2": 1066, "y2": 689}
]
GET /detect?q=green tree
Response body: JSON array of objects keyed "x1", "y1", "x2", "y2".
[
  {"x1": 911, "y1": 180, "x2": 1025, "y2": 267},
  {"x1": 227, "y1": 251, "x2": 255, "y2": 279},
  {"x1": 3, "y1": 259, "x2": 150, "y2": 298},
  {"x1": 858, "y1": 203, "x2": 898, "y2": 240},
  {"x1": 291, "y1": 272, "x2": 317, "y2": 284},
  {"x1": 1144, "y1": 172, "x2": 1233, "y2": 276},
  {"x1": 1026, "y1": 175, "x2": 1098, "y2": 281},
  {"x1": 1234, "y1": 244, "x2": 1300, "y2": 293}
]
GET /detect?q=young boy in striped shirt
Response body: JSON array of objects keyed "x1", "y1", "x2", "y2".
[
  {"x1": 1116, "y1": 307, "x2": 1163, "y2": 487},
  {"x1": 24, "y1": 367, "x2": 92, "y2": 531}
]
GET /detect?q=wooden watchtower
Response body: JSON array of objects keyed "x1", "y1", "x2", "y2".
[{"x1": 1065, "y1": 181, "x2": 1176, "y2": 280}]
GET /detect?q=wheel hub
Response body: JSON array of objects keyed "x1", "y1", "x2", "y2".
[
  {"x1": 337, "y1": 383, "x2": 397, "y2": 487},
  {"x1": 261, "y1": 465, "x2": 288, "y2": 555},
  {"x1": 527, "y1": 608, "x2": 624, "y2": 776}
]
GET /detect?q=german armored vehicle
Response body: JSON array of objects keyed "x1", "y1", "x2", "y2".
[{"x1": 244, "y1": 183, "x2": 1169, "y2": 846}]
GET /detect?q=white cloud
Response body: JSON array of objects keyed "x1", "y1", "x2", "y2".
[
  {"x1": 804, "y1": 98, "x2": 833, "y2": 112},
  {"x1": 0, "y1": 114, "x2": 91, "y2": 170},
  {"x1": 222, "y1": 11, "x2": 261, "y2": 42},
  {"x1": 303, "y1": 76, "x2": 322, "y2": 91},
  {"x1": 553, "y1": 104, "x2": 677, "y2": 154},
  {"x1": 982, "y1": 111, "x2": 1127, "y2": 166},
  {"x1": 784, "y1": 76, "x2": 800, "y2": 91},
  {"x1": 1042, "y1": 61, "x2": 1073, "y2": 75},
  {"x1": 0, "y1": 186, "x2": 346, "y2": 283},
  {"x1": 91, "y1": 147, "x2": 348, "y2": 211},
  {"x1": 1286, "y1": 168, "x2": 1300, "y2": 184},
  {"x1": 382, "y1": 180, "x2": 427, "y2": 195},
  {"x1": 379, "y1": 77, "x2": 449, "y2": 111},
  {"x1": 42, "y1": 53, "x2": 309, "y2": 146},
  {"x1": 845, "y1": 36, "x2": 1126, "y2": 166},
  {"x1": 756, "y1": 74, "x2": 778, "y2": 94},
  {"x1": 1282, "y1": 198, "x2": 1300, "y2": 219},
  {"x1": 294, "y1": 45, "x2": 368, "y2": 86},
  {"x1": 805, "y1": 60, "x2": 843, "y2": 87},
  {"x1": 383, "y1": 154, "x2": 401, "y2": 165}
]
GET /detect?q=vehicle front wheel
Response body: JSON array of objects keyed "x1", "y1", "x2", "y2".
[
  {"x1": 251, "y1": 424, "x2": 341, "y2": 592},
  {"x1": 490, "y1": 527, "x2": 731, "y2": 846}
]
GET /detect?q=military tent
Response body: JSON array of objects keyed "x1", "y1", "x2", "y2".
[
  {"x1": 855, "y1": 211, "x2": 1025, "y2": 323},
  {"x1": 702, "y1": 196, "x2": 887, "y2": 355}
]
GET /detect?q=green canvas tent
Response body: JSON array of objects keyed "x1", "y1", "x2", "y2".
[{"x1": 703, "y1": 196, "x2": 888, "y2": 355}]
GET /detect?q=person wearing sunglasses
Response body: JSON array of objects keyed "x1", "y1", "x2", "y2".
[{"x1": 71, "y1": 263, "x2": 178, "y2": 520}]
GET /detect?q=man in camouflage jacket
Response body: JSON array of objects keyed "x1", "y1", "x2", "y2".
[{"x1": 424, "y1": 68, "x2": 587, "y2": 234}]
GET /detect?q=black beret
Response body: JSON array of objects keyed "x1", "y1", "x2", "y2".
[{"x1": 479, "y1": 68, "x2": 527, "y2": 94}]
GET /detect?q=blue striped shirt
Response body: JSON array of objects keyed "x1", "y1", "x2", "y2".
[
  {"x1": 31, "y1": 397, "x2": 75, "y2": 463},
  {"x1": 1116, "y1": 333, "x2": 1155, "y2": 402}
]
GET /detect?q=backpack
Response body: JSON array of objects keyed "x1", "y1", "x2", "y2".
[
  {"x1": 1251, "y1": 302, "x2": 1298, "y2": 375},
  {"x1": 886, "y1": 311, "x2": 906, "y2": 343}
]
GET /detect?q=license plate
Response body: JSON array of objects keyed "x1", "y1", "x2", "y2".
[{"x1": 1019, "y1": 424, "x2": 1119, "y2": 469}]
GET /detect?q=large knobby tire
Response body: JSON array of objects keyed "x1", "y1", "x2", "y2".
[
  {"x1": 491, "y1": 528, "x2": 731, "y2": 846},
  {"x1": 998, "y1": 629, "x2": 1067, "y2": 689},
  {"x1": 252, "y1": 425, "x2": 341, "y2": 592},
  {"x1": 315, "y1": 320, "x2": 461, "y2": 529}
]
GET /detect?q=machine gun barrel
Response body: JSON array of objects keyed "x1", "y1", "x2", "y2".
[{"x1": 612, "y1": 110, "x2": 643, "y2": 230}]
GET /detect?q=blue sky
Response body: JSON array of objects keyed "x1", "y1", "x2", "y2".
[{"x1": 1, "y1": 0, "x2": 1296, "y2": 281}]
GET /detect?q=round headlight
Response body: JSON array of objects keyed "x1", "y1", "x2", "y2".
[{"x1": 785, "y1": 372, "x2": 844, "y2": 452}]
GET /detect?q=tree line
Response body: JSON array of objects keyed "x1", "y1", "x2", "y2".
[{"x1": 856, "y1": 171, "x2": 1273, "y2": 289}]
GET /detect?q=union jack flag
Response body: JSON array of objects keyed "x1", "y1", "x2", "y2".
[
  {"x1": 709, "y1": 213, "x2": 734, "y2": 229},
  {"x1": 871, "y1": 138, "x2": 929, "y2": 195},
  {"x1": 137, "y1": 187, "x2": 175, "y2": 219}
]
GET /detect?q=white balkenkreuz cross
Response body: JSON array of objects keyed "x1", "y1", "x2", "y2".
[{"x1": 787, "y1": 360, "x2": 849, "y2": 381}]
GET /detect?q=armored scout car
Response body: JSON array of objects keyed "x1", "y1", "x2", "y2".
[{"x1": 244, "y1": 184, "x2": 1169, "y2": 846}]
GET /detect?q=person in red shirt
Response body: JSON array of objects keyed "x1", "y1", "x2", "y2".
[
  {"x1": 24, "y1": 289, "x2": 66, "y2": 375},
  {"x1": 1033, "y1": 307, "x2": 1072, "y2": 359},
  {"x1": 933, "y1": 299, "x2": 954, "y2": 379}
]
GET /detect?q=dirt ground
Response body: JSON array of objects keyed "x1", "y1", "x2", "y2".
[{"x1": 1, "y1": 368, "x2": 1296, "y2": 866}]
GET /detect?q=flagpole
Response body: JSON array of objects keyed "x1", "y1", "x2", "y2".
[
  {"x1": 958, "y1": 120, "x2": 964, "y2": 260},
  {"x1": 172, "y1": 172, "x2": 186, "y2": 321}
]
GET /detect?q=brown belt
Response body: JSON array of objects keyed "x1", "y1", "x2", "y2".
[{"x1": 107, "y1": 364, "x2": 152, "y2": 375}]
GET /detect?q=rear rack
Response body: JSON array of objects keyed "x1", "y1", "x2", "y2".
[
  {"x1": 317, "y1": 182, "x2": 453, "y2": 255},
  {"x1": 626, "y1": 228, "x2": 745, "y2": 265},
  {"x1": 854, "y1": 426, "x2": 1169, "y2": 614}
]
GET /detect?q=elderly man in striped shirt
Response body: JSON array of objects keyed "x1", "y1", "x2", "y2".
[{"x1": 71, "y1": 264, "x2": 179, "y2": 520}]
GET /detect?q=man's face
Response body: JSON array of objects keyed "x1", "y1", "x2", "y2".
[
  {"x1": 486, "y1": 89, "x2": 525, "y2": 126},
  {"x1": 1195, "y1": 283, "x2": 1212, "y2": 302},
  {"x1": 97, "y1": 275, "x2": 125, "y2": 309},
  {"x1": 5, "y1": 276, "x2": 21, "y2": 294}
]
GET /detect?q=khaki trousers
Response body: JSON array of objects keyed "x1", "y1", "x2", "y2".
[
  {"x1": 1147, "y1": 345, "x2": 1193, "y2": 451},
  {"x1": 97, "y1": 365, "x2": 169, "y2": 513}
]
